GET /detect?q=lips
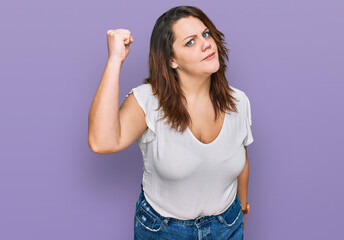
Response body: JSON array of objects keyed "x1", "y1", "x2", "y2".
[{"x1": 203, "y1": 52, "x2": 215, "y2": 60}]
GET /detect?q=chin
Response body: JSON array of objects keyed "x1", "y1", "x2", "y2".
[{"x1": 208, "y1": 62, "x2": 220, "y2": 74}]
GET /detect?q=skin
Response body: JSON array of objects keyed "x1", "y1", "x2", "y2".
[
  {"x1": 238, "y1": 146, "x2": 249, "y2": 228},
  {"x1": 170, "y1": 16, "x2": 224, "y2": 143},
  {"x1": 170, "y1": 16, "x2": 220, "y2": 101}
]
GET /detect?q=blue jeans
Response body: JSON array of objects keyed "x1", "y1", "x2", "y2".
[{"x1": 134, "y1": 185, "x2": 244, "y2": 240}]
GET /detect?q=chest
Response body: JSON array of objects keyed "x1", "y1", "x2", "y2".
[
  {"x1": 148, "y1": 105, "x2": 247, "y2": 181},
  {"x1": 187, "y1": 109, "x2": 226, "y2": 145},
  {"x1": 152, "y1": 110, "x2": 246, "y2": 181}
]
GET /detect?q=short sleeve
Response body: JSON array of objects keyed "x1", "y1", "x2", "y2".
[
  {"x1": 243, "y1": 93, "x2": 254, "y2": 146},
  {"x1": 126, "y1": 84, "x2": 157, "y2": 143}
]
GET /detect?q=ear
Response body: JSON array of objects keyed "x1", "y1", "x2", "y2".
[{"x1": 170, "y1": 58, "x2": 178, "y2": 69}]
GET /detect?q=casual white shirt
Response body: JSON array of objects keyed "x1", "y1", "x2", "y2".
[{"x1": 126, "y1": 83, "x2": 254, "y2": 220}]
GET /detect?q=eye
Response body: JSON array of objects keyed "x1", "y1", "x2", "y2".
[
  {"x1": 203, "y1": 31, "x2": 211, "y2": 38},
  {"x1": 185, "y1": 31, "x2": 211, "y2": 47},
  {"x1": 186, "y1": 39, "x2": 194, "y2": 46}
]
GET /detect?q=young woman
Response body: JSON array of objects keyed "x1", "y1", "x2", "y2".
[{"x1": 88, "y1": 5, "x2": 254, "y2": 240}]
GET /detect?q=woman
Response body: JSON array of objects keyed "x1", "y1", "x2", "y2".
[{"x1": 88, "y1": 5, "x2": 254, "y2": 240}]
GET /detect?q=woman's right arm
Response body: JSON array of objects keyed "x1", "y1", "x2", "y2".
[{"x1": 88, "y1": 29, "x2": 147, "y2": 154}]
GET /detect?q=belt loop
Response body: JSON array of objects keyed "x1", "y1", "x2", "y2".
[
  {"x1": 217, "y1": 215, "x2": 225, "y2": 223},
  {"x1": 163, "y1": 218, "x2": 170, "y2": 226}
]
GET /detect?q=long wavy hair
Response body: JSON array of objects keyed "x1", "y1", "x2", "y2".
[{"x1": 143, "y1": 5, "x2": 239, "y2": 132}]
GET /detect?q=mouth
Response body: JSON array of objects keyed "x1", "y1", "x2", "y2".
[{"x1": 203, "y1": 52, "x2": 215, "y2": 61}]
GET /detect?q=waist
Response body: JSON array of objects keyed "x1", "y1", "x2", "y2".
[{"x1": 140, "y1": 181, "x2": 239, "y2": 220}]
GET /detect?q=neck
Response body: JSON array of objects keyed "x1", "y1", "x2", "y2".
[{"x1": 178, "y1": 72, "x2": 211, "y2": 100}]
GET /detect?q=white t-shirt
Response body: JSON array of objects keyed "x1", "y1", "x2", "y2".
[{"x1": 126, "y1": 83, "x2": 254, "y2": 220}]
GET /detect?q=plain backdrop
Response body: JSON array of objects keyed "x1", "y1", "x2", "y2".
[{"x1": 0, "y1": 0, "x2": 343, "y2": 239}]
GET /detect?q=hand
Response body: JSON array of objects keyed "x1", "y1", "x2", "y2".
[{"x1": 106, "y1": 29, "x2": 134, "y2": 63}]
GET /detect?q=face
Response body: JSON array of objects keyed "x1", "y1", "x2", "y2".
[{"x1": 170, "y1": 16, "x2": 220, "y2": 77}]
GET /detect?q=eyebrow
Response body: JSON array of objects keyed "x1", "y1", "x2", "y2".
[{"x1": 182, "y1": 27, "x2": 209, "y2": 41}]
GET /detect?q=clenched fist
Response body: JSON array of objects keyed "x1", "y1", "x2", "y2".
[{"x1": 106, "y1": 29, "x2": 134, "y2": 63}]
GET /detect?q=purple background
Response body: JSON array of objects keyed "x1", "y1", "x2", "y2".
[{"x1": 1, "y1": 0, "x2": 343, "y2": 239}]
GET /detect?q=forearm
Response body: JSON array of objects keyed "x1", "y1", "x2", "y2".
[
  {"x1": 88, "y1": 58, "x2": 123, "y2": 153},
  {"x1": 237, "y1": 147, "x2": 249, "y2": 210}
]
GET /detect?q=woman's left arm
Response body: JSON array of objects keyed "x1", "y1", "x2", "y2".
[{"x1": 237, "y1": 146, "x2": 249, "y2": 212}]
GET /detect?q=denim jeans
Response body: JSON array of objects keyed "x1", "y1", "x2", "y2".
[{"x1": 134, "y1": 184, "x2": 244, "y2": 240}]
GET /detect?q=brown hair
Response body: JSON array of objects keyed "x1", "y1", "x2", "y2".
[{"x1": 143, "y1": 5, "x2": 239, "y2": 132}]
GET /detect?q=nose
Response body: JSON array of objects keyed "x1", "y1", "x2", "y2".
[{"x1": 201, "y1": 37, "x2": 211, "y2": 52}]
